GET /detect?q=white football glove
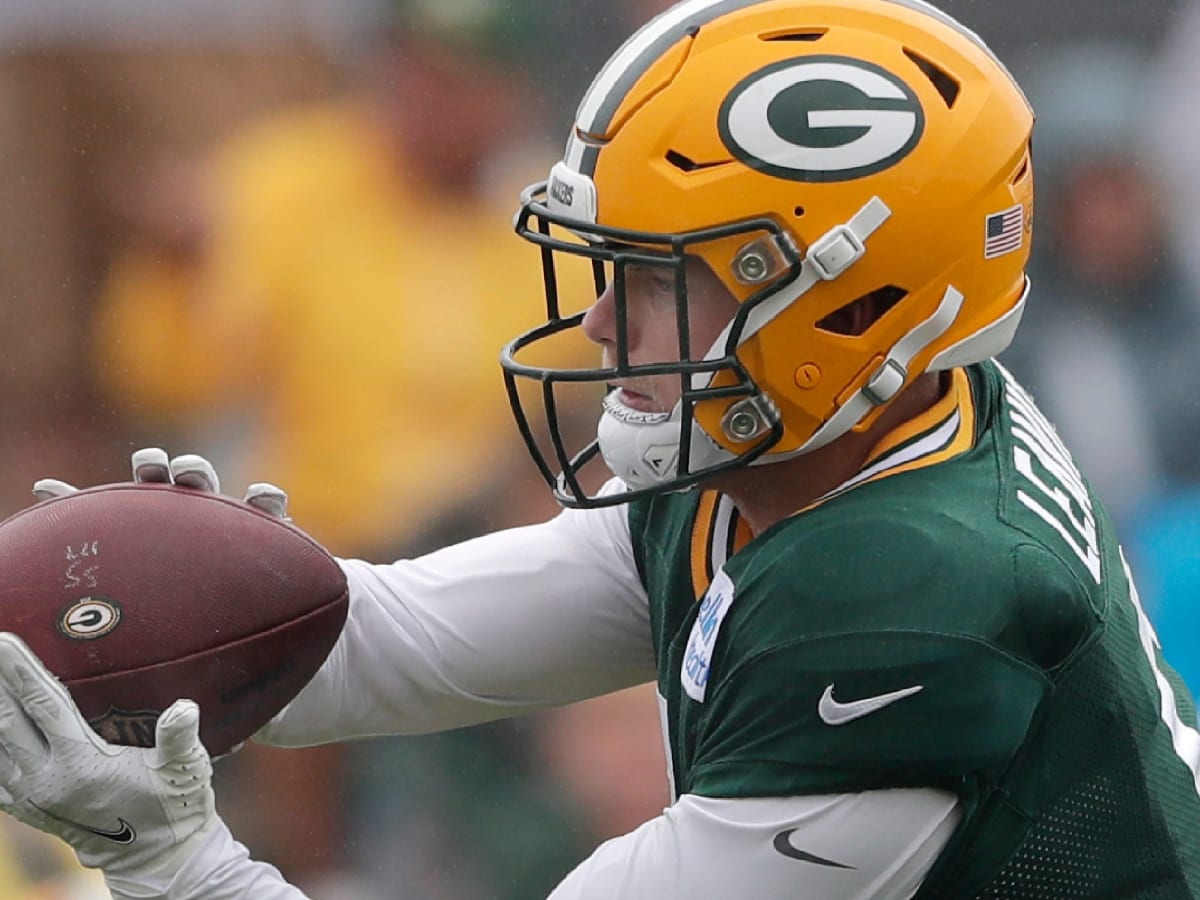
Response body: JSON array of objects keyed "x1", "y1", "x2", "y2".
[
  {"x1": 33, "y1": 447, "x2": 291, "y2": 521},
  {"x1": 0, "y1": 633, "x2": 219, "y2": 892}
]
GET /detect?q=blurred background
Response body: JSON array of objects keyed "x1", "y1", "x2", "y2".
[{"x1": 2, "y1": 0, "x2": 1200, "y2": 895}]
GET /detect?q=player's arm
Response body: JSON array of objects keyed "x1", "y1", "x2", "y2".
[
  {"x1": 549, "y1": 789, "x2": 961, "y2": 899},
  {"x1": 258, "y1": 481, "x2": 655, "y2": 746},
  {"x1": 0, "y1": 625, "x2": 960, "y2": 900},
  {"x1": 37, "y1": 449, "x2": 656, "y2": 747},
  {"x1": 0, "y1": 623, "x2": 959, "y2": 900}
]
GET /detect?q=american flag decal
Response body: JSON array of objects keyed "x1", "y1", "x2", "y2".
[{"x1": 984, "y1": 205, "x2": 1025, "y2": 259}]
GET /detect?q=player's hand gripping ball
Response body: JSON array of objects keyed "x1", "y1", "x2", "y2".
[{"x1": 0, "y1": 482, "x2": 348, "y2": 757}]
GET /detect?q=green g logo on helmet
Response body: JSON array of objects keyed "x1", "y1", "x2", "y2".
[{"x1": 718, "y1": 55, "x2": 926, "y2": 183}]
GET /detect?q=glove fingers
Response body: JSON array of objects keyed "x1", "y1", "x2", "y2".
[
  {"x1": 152, "y1": 700, "x2": 203, "y2": 767},
  {"x1": 0, "y1": 680, "x2": 50, "y2": 777},
  {"x1": 31, "y1": 479, "x2": 78, "y2": 503},
  {"x1": 243, "y1": 482, "x2": 290, "y2": 520},
  {"x1": 0, "y1": 635, "x2": 91, "y2": 749},
  {"x1": 0, "y1": 743, "x2": 19, "y2": 804},
  {"x1": 131, "y1": 447, "x2": 172, "y2": 484},
  {"x1": 130, "y1": 446, "x2": 171, "y2": 482},
  {"x1": 168, "y1": 455, "x2": 220, "y2": 494}
]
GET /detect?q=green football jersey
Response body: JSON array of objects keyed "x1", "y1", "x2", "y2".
[{"x1": 627, "y1": 360, "x2": 1200, "y2": 898}]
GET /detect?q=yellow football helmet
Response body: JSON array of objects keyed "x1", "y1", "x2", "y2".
[{"x1": 502, "y1": 0, "x2": 1034, "y2": 507}]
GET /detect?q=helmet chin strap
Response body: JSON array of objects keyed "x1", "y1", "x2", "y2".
[
  {"x1": 782, "y1": 275, "x2": 1031, "y2": 457},
  {"x1": 928, "y1": 276, "x2": 1029, "y2": 370},
  {"x1": 795, "y1": 282, "x2": 964, "y2": 454},
  {"x1": 709, "y1": 197, "x2": 895, "y2": 353}
]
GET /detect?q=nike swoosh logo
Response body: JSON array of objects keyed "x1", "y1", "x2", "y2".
[
  {"x1": 818, "y1": 683, "x2": 923, "y2": 726},
  {"x1": 30, "y1": 802, "x2": 136, "y2": 844},
  {"x1": 772, "y1": 829, "x2": 855, "y2": 869}
]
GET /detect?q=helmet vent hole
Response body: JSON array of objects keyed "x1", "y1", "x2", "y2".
[
  {"x1": 816, "y1": 285, "x2": 908, "y2": 336},
  {"x1": 761, "y1": 29, "x2": 827, "y2": 42},
  {"x1": 794, "y1": 206, "x2": 806, "y2": 218},
  {"x1": 903, "y1": 48, "x2": 961, "y2": 108},
  {"x1": 665, "y1": 149, "x2": 728, "y2": 173},
  {"x1": 1011, "y1": 151, "x2": 1032, "y2": 185}
]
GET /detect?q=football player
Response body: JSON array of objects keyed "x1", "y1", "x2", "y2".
[{"x1": 2, "y1": 0, "x2": 1200, "y2": 897}]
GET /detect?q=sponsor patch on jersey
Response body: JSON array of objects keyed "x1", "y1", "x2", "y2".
[{"x1": 682, "y1": 568, "x2": 736, "y2": 702}]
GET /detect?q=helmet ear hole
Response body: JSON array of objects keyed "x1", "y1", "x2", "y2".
[{"x1": 816, "y1": 285, "x2": 908, "y2": 336}]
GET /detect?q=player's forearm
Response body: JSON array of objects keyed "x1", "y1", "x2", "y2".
[
  {"x1": 259, "y1": 508, "x2": 654, "y2": 747},
  {"x1": 548, "y1": 791, "x2": 961, "y2": 900}
]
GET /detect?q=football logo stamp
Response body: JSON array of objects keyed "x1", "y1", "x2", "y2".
[{"x1": 57, "y1": 597, "x2": 122, "y2": 640}]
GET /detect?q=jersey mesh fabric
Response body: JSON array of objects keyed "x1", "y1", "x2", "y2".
[{"x1": 961, "y1": 610, "x2": 1200, "y2": 899}]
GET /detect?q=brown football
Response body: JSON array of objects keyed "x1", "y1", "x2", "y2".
[{"x1": 0, "y1": 482, "x2": 348, "y2": 757}]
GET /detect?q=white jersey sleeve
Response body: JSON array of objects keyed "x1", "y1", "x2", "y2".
[
  {"x1": 115, "y1": 789, "x2": 959, "y2": 900},
  {"x1": 258, "y1": 485, "x2": 655, "y2": 747},
  {"x1": 549, "y1": 789, "x2": 962, "y2": 900}
]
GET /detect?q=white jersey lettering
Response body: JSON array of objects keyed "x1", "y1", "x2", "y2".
[{"x1": 1002, "y1": 372, "x2": 1102, "y2": 584}]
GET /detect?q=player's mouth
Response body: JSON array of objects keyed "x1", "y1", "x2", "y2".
[{"x1": 611, "y1": 386, "x2": 662, "y2": 413}]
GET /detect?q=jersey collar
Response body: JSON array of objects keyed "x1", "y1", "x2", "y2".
[
  {"x1": 688, "y1": 368, "x2": 977, "y2": 597},
  {"x1": 810, "y1": 366, "x2": 977, "y2": 508}
]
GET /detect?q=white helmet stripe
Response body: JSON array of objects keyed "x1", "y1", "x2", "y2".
[
  {"x1": 575, "y1": 0, "x2": 768, "y2": 164},
  {"x1": 564, "y1": 136, "x2": 600, "y2": 191}
]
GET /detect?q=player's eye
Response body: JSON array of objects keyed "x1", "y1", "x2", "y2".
[
  {"x1": 651, "y1": 273, "x2": 676, "y2": 293},
  {"x1": 627, "y1": 265, "x2": 677, "y2": 296}
]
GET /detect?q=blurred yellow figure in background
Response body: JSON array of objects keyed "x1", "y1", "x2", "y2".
[{"x1": 94, "y1": 0, "x2": 583, "y2": 557}]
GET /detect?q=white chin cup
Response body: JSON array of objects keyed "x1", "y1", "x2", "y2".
[{"x1": 596, "y1": 394, "x2": 731, "y2": 492}]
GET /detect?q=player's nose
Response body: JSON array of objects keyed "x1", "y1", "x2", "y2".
[{"x1": 581, "y1": 282, "x2": 617, "y2": 347}]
